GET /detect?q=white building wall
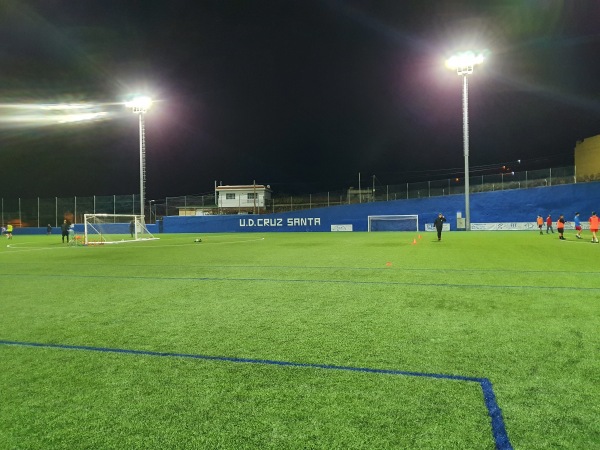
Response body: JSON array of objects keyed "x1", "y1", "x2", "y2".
[{"x1": 217, "y1": 187, "x2": 270, "y2": 208}]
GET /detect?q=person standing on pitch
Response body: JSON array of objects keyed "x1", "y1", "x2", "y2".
[
  {"x1": 589, "y1": 212, "x2": 599, "y2": 243},
  {"x1": 434, "y1": 213, "x2": 446, "y2": 241},
  {"x1": 557, "y1": 214, "x2": 566, "y2": 240},
  {"x1": 536, "y1": 215, "x2": 544, "y2": 235},
  {"x1": 61, "y1": 219, "x2": 70, "y2": 243},
  {"x1": 6, "y1": 223, "x2": 13, "y2": 239},
  {"x1": 546, "y1": 215, "x2": 553, "y2": 234},
  {"x1": 574, "y1": 212, "x2": 582, "y2": 239}
]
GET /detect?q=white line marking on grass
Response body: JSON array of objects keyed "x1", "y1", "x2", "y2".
[
  {"x1": 109, "y1": 237, "x2": 266, "y2": 250},
  {"x1": 0, "y1": 236, "x2": 265, "y2": 254},
  {"x1": 206, "y1": 237, "x2": 265, "y2": 245},
  {"x1": 0, "y1": 245, "x2": 71, "y2": 254}
]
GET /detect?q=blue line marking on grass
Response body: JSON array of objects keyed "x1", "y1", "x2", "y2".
[
  {"x1": 1, "y1": 272, "x2": 598, "y2": 291},
  {"x1": 6, "y1": 261, "x2": 599, "y2": 276},
  {"x1": 0, "y1": 339, "x2": 513, "y2": 449}
]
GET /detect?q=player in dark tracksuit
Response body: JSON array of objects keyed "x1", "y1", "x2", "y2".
[
  {"x1": 61, "y1": 220, "x2": 70, "y2": 243},
  {"x1": 434, "y1": 213, "x2": 446, "y2": 241}
]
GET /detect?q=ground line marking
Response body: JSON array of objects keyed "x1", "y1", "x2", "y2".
[{"x1": 0, "y1": 339, "x2": 512, "y2": 449}]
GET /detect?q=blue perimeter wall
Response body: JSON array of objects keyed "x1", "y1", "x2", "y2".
[
  {"x1": 14, "y1": 224, "x2": 159, "y2": 236},
  {"x1": 163, "y1": 182, "x2": 600, "y2": 233},
  {"x1": 11, "y1": 183, "x2": 598, "y2": 235}
]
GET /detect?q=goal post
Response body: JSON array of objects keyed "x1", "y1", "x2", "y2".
[
  {"x1": 368, "y1": 215, "x2": 419, "y2": 232},
  {"x1": 83, "y1": 214, "x2": 158, "y2": 245}
]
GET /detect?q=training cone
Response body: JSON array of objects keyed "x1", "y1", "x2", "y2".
[
  {"x1": 412, "y1": 238, "x2": 417, "y2": 245},
  {"x1": 418, "y1": 234, "x2": 422, "y2": 239}
]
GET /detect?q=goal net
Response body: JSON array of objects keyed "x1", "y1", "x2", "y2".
[
  {"x1": 83, "y1": 214, "x2": 158, "y2": 245},
  {"x1": 368, "y1": 215, "x2": 419, "y2": 232}
]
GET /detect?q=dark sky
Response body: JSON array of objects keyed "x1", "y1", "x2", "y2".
[{"x1": 1, "y1": 0, "x2": 600, "y2": 199}]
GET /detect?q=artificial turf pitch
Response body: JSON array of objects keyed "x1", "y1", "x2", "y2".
[{"x1": 1, "y1": 231, "x2": 599, "y2": 449}]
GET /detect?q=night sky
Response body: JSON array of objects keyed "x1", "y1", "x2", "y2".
[{"x1": 1, "y1": 0, "x2": 599, "y2": 199}]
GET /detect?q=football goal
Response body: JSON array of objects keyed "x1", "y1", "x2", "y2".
[
  {"x1": 368, "y1": 215, "x2": 419, "y2": 232},
  {"x1": 83, "y1": 214, "x2": 158, "y2": 245}
]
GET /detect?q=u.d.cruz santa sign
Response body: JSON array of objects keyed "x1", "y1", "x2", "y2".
[{"x1": 239, "y1": 217, "x2": 321, "y2": 227}]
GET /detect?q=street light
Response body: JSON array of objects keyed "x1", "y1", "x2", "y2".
[
  {"x1": 501, "y1": 171, "x2": 514, "y2": 190},
  {"x1": 126, "y1": 96, "x2": 152, "y2": 220},
  {"x1": 446, "y1": 51, "x2": 485, "y2": 231}
]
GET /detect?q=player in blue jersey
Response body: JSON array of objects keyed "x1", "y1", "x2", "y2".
[{"x1": 574, "y1": 212, "x2": 582, "y2": 239}]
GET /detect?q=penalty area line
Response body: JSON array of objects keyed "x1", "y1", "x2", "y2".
[{"x1": 0, "y1": 339, "x2": 512, "y2": 449}]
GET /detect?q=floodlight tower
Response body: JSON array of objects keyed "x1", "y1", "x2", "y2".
[
  {"x1": 126, "y1": 96, "x2": 152, "y2": 219},
  {"x1": 446, "y1": 51, "x2": 484, "y2": 231}
]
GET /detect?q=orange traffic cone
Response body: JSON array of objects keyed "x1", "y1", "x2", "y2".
[
  {"x1": 412, "y1": 238, "x2": 417, "y2": 245},
  {"x1": 418, "y1": 234, "x2": 422, "y2": 239}
]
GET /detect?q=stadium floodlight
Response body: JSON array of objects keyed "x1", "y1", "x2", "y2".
[
  {"x1": 446, "y1": 51, "x2": 485, "y2": 231},
  {"x1": 501, "y1": 171, "x2": 514, "y2": 190},
  {"x1": 445, "y1": 51, "x2": 484, "y2": 75},
  {"x1": 126, "y1": 96, "x2": 152, "y2": 219}
]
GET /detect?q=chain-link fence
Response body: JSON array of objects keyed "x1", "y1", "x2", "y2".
[
  {"x1": 1, "y1": 195, "x2": 139, "y2": 228},
  {"x1": 162, "y1": 166, "x2": 576, "y2": 215},
  {"x1": 1, "y1": 166, "x2": 577, "y2": 226}
]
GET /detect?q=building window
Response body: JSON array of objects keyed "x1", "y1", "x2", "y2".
[
  {"x1": 247, "y1": 193, "x2": 256, "y2": 200},
  {"x1": 225, "y1": 193, "x2": 236, "y2": 200}
]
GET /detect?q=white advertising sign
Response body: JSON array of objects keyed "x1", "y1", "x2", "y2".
[
  {"x1": 331, "y1": 224, "x2": 353, "y2": 232},
  {"x1": 425, "y1": 223, "x2": 450, "y2": 232}
]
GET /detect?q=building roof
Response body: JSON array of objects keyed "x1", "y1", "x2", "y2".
[{"x1": 216, "y1": 185, "x2": 271, "y2": 192}]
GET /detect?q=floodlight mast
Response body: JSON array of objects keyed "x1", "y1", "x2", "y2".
[
  {"x1": 446, "y1": 52, "x2": 484, "y2": 231},
  {"x1": 126, "y1": 96, "x2": 152, "y2": 219}
]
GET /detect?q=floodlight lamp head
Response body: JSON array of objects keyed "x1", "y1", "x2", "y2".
[
  {"x1": 126, "y1": 96, "x2": 152, "y2": 114},
  {"x1": 446, "y1": 51, "x2": 485, "y2": 75}
]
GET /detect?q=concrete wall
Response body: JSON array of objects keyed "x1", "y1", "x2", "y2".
[
  {"x1": 575, "y1": 135, "x2": 600, "y2": 181},
  {"x1": 162, "y1": 182, "x2": 600, "y2": 233}
]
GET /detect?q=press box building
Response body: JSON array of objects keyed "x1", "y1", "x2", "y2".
[{"x1": 216, "y1": 184, "x2": 272, "y2": 212}]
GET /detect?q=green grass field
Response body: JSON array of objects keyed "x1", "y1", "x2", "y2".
[{"x1": 1, "y1": 230, "x2": 599, "y2": 449}]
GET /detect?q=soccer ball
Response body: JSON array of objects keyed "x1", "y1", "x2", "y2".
[{"x1": 194, "y1": 238, "x2": 201, "y2": 243}]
